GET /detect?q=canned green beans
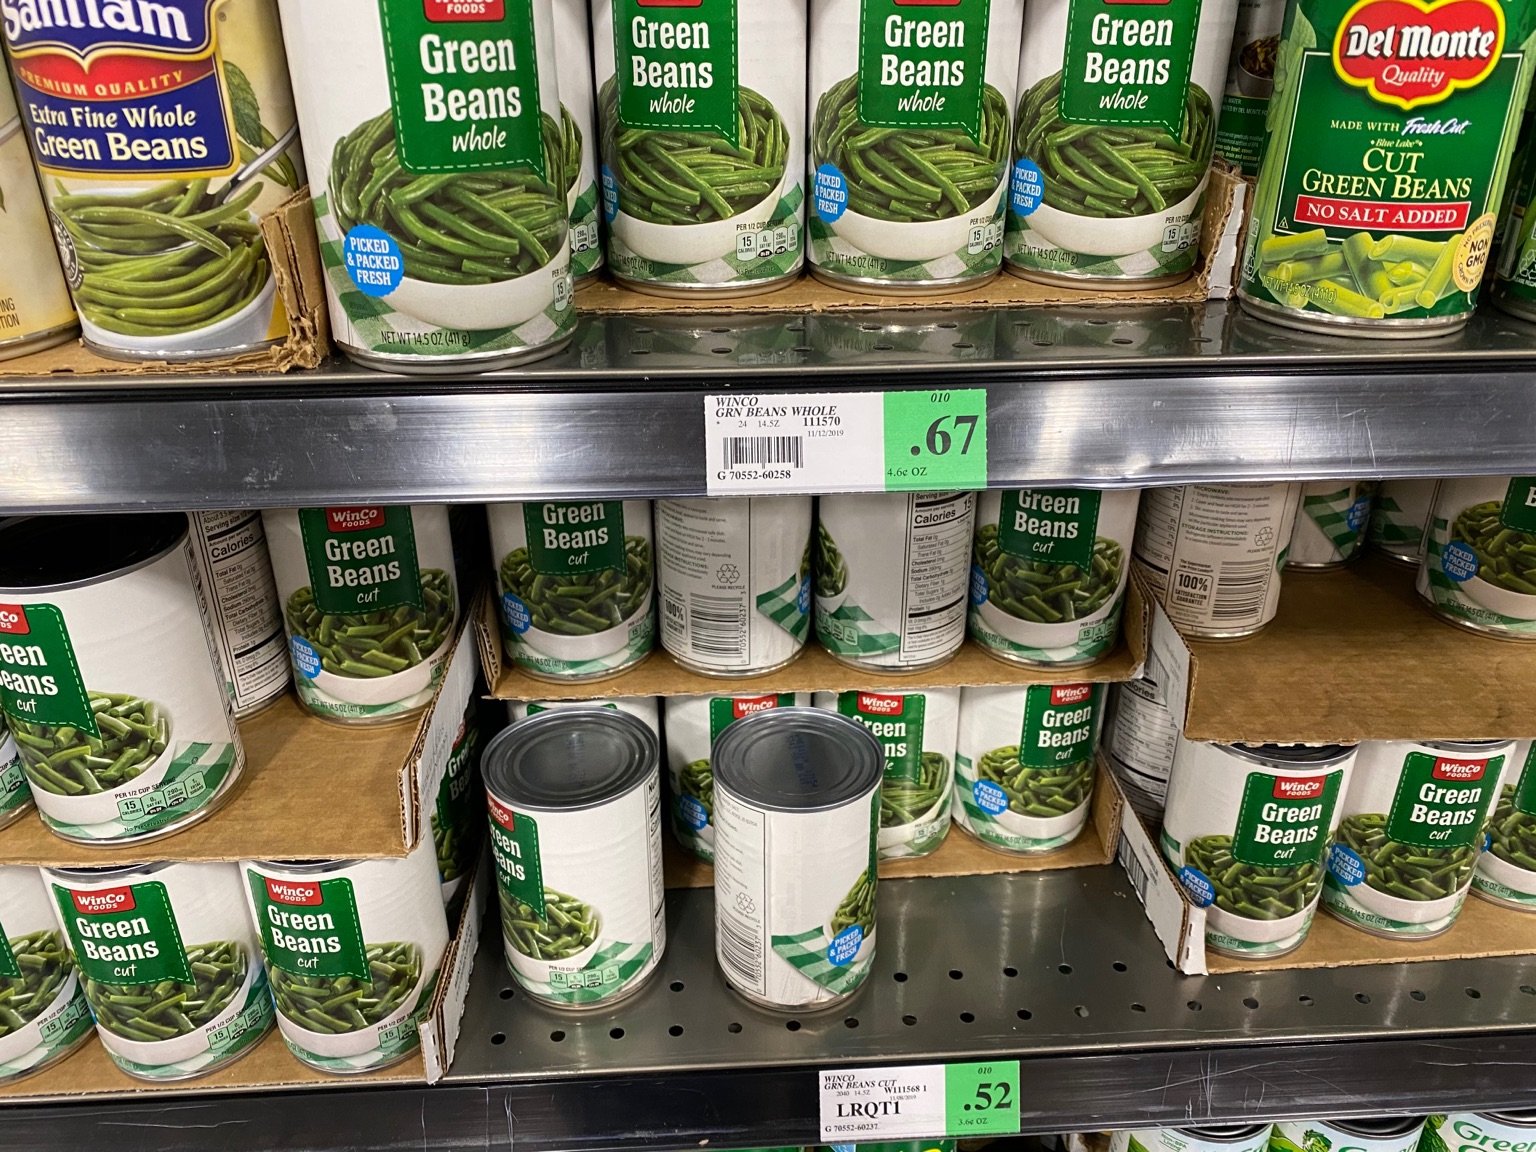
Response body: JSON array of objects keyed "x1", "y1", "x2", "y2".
[
  {"x1": 1006, "y1": 0, "x2": 1236, "y2": 287},
  {"x1": 485, "y1": 708, "x2": 665, "y2": 1009},
  {"x1": 1435, "y1": 1113, "x2": 1536, "y2": 1152},
  {"x1": 1272, "y1": 1117, "x2": 1426, "y2": 1152},
  {"x1": 556, "y1": 0, "x2": 603, "y2": 281},
  {"x1": 1110, "y1": 1124, "x2": 1274, "y2": 1152},
  {"x1": 188, "y1": 512, "x2": 290, "y2": 719},
  {"x1": 1104, "y1": 677, "x2": 1178, "y2": 808},
  {"x1": 489, "y1": 500, "x2": 655, "y2": 682},
  {"x1": 434, "y1": 700, "x2": 483, "y2": 909},
  {"x1": 1472, "y1": 739, "x2": 1536, "y2": 910},
  {"x1": 953, "y1": 683, "x2": 1105, "y2": 855},
  {"x1": 263, "y1": 506, "x2": 458, "y2": 724},
  {"x1": 509, "y1": 696, "x2": 661, "y2": 737},
  {"x1": 816, "y1": 491, "x2": 975, "y2": 671},
  {"x1": 806, "y1": 0, "x2": 1022, "y2": 291},
  {"x1": 656, "y1": 497, "x2": 812, "y2": 676},
  {"x1": 592, "y1": 0, "x2": 807, "y2": 295},
  {"x1": 278, "y1": 0, "x2": 573, "y2": 372},
  {"x1": 0, "y1": 733, "x2": 33, "y2": 833},
  {"x1": 713, "y1": 708, "x2": 882, "y2": 1010},
  {"x1": 970, "y1": 488, "x2": 1141, "y2": 667},
  {"x1": 1369, "y1": 479, "x2": 1439, "y2": 566},
  {"x1": 1422, "y1": 477, "x2": 1536, "y2": 639},
  {"x1": 243, "y1": 845, "x2": 449, "y2": 1073},
  {"x1": 1161, "y1": 741, "x2": 1355, "y2": 958},
  {"x1": 0, "y1": 867, "x2": 92, "y2": 1083},
  {"x1": 1214, "y1": 0, "x2": 1285, "y2": 177},
  {"x1": 0, "y1": 515, "x2": 244, "y2": 844},
  {"x1": 47, "y1": 862, "x2": 273, "y2": 1081},
  {"x1": 1288, "y1": 482, "x2": 1373, "y2": 570},
  {"x1": 1323, "y1": 740, "x2": 1512, "y2": 939}
]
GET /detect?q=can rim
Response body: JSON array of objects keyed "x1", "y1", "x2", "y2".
[
  {"x1": 1219, "y1": 742, "x2": 1357, "y2": 768},
  {"x1": 1479, "y1": 1112, "x2": 1536, "y2": 1126},
  {"x1": 713, "y1": 706, "x2": 883, "y2": 812},
  {"x1": 0, "y1": 513, "x2": 188, "y2": 593},
  {"x1": 249, "y1": 859, "x2": 353, "y2": 872},
  {"x1": 1173, "y1": 1124, "x2": 1275, "y2": 1141},
  {"x1": 1320, "y1": 1118, "x2": 1427, "y2": 1139},
  {"x1": 46, "y1": 861, "x2": 179, "y2": 880},
  {"x1": 484, "y1": 707, "x2": 658, "y2": 812},
  {"x1": 1420, "y1": 739, "x2": 1516, "y2": 754}
]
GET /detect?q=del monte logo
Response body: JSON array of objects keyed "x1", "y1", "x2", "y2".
[{"x1": 1333, "y1": 0, "x2": 1505, "y2": 109}]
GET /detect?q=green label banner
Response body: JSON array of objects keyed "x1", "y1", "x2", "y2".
[
  {"x1": 489, "y1": 797, "x2": 545, "y2": 917},
  {"x1": 614, "y1": 0, "x2": 740, "y2": 144},
  {"x1": 1059, "y1": 0, "x2": 1204, "y2": 137},
  {"x1": 857, "y1": 0, "x2": 991, "y2": 138},
  {"x1": 299, "y1": 507, "x2": 424, "y2": 616},
  {"x1": 838, "y1": 690, "x2": 926, "y2": 784},
  {"x1": 997, "y1": 488, "x2": 1099, "y2": 568},
  {"x1": 0, "y1": 604, "x2": 95, "y2": 736},
  {"x1": 1233, "y1": 769, "x2": 1342, "y2": 868},
  {"x1": 709, "y1": 693, "x2": 794, "y2": 742},
  {"x1": 1017, "y1": 682, "x2": 1103, "y2": 769},
  {"x1": 523, "y1": 502, "x2": 626, "y2": 577},
  {"x1": 247, "y1": 873, "x2": 368, "y2": 982},
  {"x1": 1388, "y1": 751, "x2": 1502, "y2": 849},
  {"x1": 53, "y1": 881, "x2": 191, "y2": 986}
]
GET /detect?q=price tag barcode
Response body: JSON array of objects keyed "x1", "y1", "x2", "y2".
[{"x1": 818, "y1": 1061, "x2": 1020, "y2": 1141}]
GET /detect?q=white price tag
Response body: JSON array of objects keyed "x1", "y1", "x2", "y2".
[
  {"x1": 819, "y1": 1065, "x2": 947, "y2": 1142},
  {"x1": 704, "y1": 391, "x2": 885, "y2": 495}
]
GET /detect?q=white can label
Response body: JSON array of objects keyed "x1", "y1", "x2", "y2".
[
  {"x1": 1110, "y1": 1128, "x2": 1271, "y2": 1152},
  {"x1": 0, "y1": 867, "x2": 92, "y2": 1080},
  {"x1": 1106, "y1": 678, "x2": 1178, "y2": 785},
  {"x1": 1273, "y1": 1119, "x2": 1425, "y2": 1152},
  {"x1": 188, "y1": 511, "x2": 290, "y2": 716},
  {"x1": 1369, "y1": 478, "x2": 1438, "y2": 558},
  {"x1": 1425, "y1": 476, "x2": 1536, "y2": 636},
  {"x1": 1474, "y1": 739, "x2": 1536, "y2": 906},
  {"x1": 1289, "y1": 481, "x2": 1372, "y2": 567}
]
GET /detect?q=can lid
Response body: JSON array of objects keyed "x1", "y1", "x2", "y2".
[
  {"x1": 713, "y1": 706, "x2": 882, "y2": 813},
  {"x1": 1423, "y1": 739, "x2": 1515, "y2": 754},
  {"x1": 45, "y1": 862, "x2": 175, "y2": 880},
  {"x1": 1324, "y1": 1118, "x2": 1427, "y2": 1139},
  {"x1": 1479, "y1": 1113, "x2": 1536, "y2": 1126},
  {"x1": 0, "y1": 513, "x2": 187, "y2": 591},
  {"x1": 484, "y1": 707, "x2": 657, "y2": 812},
  {"x1": 1177, "y1": 1125, "x2": 1274, "y2": 1141},
  {"x1": 1222, "y1": 742, "x2": 1356, "y2": 768},
  {"x1": 251, "y1": 859, "x2": 349, "y2": 872}
]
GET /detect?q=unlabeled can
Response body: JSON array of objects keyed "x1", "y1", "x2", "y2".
[
  {"x1": 243, "y1": 844, "x2": 449, "y2": 1073},
  {"x1": 953, "y1": 682, "x2": 1105, "y2": 854},
  {"x1": 970, "y1": 488, "x2": 1142, "y2": 667},
  {"x1": 592, "y1": 0, "x2": 807, "y2": 296},
  {"x1": 434, "y1": 699, "x2": 483, "y2": 909},
  {"x1": 1288, "y1": 481, "x2": 1374, "y2": 570},
  {"x1": 1436, "y1": 1114, "x2": 1536, "y2": 1152},
  {"x1": 509, "y1": 696, "x2": 661, "y2": 738},
  {"x1": 485, "y1": 709, "x2": 665, "y2": 1008},
  {"x1": 1323, "y1": 740, "x2": 1513, "y2": 939},
  {"x1": 1110, "y1": 1125, "x2": 1273, "y2": 1152},
  {"x1": 656, "y1": 497, "x2": 812, "y2": 676},
  {"x1": 713, "y1": 708, "x2": 882, "y2": 1011},
  {"x1": 489, "y1": 500, "x2": 655, "y2": 681},
  {"x1": 277, "y1": 0, "x2": 573, "y2": 372},
  {"x1": 816, "y1": 491, "x2": 975, "y2": 671},
  {"x1": 1105, "y1": 677, "x2": 1178, "y2": 795},
  {"x1": 3, "y1": 0, "x2": 303, "y2": 361},
  {"x1": 1005, "y1": 0, "x2": 1236, "y2": 287},
  {"x1": 812, "y1": 689, "x2": 957, "y2": 859},
  {"x1": 1473, "y1": 739, "x2": 1536, "y2": 910},
  {"x1": 1369, "y1": 479, "x2": 1439, "y2": 566},
  {"x1": 187, "y1": 511, "x2": 290, "y2": 718},
  {"x1": 806, "y1": 0, "x2": 1022, "y2": 292},
  {"x1": 1272, "y1": 1117, "x2": 1426, "y2": 1152},
  {"x1": 1213, "y1": 0, "x2": 1285, "y2": 177},
  {"x1": 556, "y1": 0, "x2": 603, "y2": 281},
  {"x1": 47, "y1": 862, "x2": 273, "y2": 1081},
  {"x1": 1421, "y1": 477, "x2": 1536, "y2": 639},
  {"x1": 0, "y1": 515, "x2": 244, "y2": 844},
  {"x1": 0, "y1": 732, "x2": 34, "y2": 832},
  {"x1": 263, "y1": 506, "x2": 459, "y2": 724},
  {"x1": 1133, "y1": 483, "x2": 1302, "y2": 638},
  {"x1": 0, "y1": 866, "x2": 92, "y2": 1084},
  {"x1": 1161, "y1": 741, "x2": 1355, "y2": 958}
]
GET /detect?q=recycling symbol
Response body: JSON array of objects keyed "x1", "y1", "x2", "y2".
[
  {"x1": 1255, "y1": 525, "x2": 1274, "y2": 547},
  {"x1": 735, "y1": 892, "x2": 756, "y2": 913},
  {"x1": 718, "y1": 563, "x2": 742, "y2": 584}
]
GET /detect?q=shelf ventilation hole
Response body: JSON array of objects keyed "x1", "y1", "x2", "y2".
[
  {"x1": 1355, "y1": 993, "x2": 1371, "y2": 1005},
  {"x1": 669, "y1": 1025, "x2": 684, "y2": 1037},
  {"x1": 960, "y1": 1012, "x2": 975, "y2": 1024},
  {"x1": 1074, "y1": 1006, "x2": 1090, "y2": 1018},
  {"x1": 1058, "y1": 964, "x2": 1073, "y2": 975},
  {"x1": 610, "y1": 1028, "x2": 625, "y2": 1040},
  {"x1": 1112, "y1": 962, "x2": 1127, "y2": 973},
  {"x1": 1410, "y1": 990, "x2": 1427, "y2": 1002},
  {"x1": 902, "y1": 1014, "x2": 918, "y2": 1027},
  {"x1": 1298, "y1": 995, "x2": 1314, "y2": 1006},
  {"x1": 728, "y1": 1022, "x2": 743, "y2": 1034},
  {"x1": 1187, "y1": 1000, "x2": 1203, "y2": 1012},
  {"x1": 1243, "y1": 997, "x2": 1259, "y2": 1010},
  {"x1": 491, "y1": 1033, "x2": 506, "y2": 1046},
  {"x1": 786, "y1": 1020, "x2": 802, "y2": 1032},
  {"x1": 550, "y1": 1030, "x2": 565, "y2": 1043},
  {"x1": 893, "y1": 971, "x2": 908, "y2": 983},
  {"x1": 670, "y1": 981, "x2": 685, "y2": 992},
  {"x1": 1017, "y1": 1008, "x2": 1032, "y2": 1021},
  {"x1": 1004, "y1": 967, "x2": 1018, "y2": 978},
  {"x1": 1131, "y1": 1003, "x2": 1146, "y2": 1013},
  {"x1": 845, "y1": 1018, "x2": 859, "y2": 1029},
  {"x1": 1466, "y1": 987, "x2": 1482, "y2": 999},
  {"x1": 499, "y1": 987, "x2": 514, "y2": 1001},
  {"x1": 949, "y1": 969, "x2": 964, "y2": 981},
  {"x1": 1522, "y1": 986, "x2": 1536, "y2": 996}
]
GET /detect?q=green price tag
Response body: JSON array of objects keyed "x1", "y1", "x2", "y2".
[
  {"x1": 944, "y1": 1061, "x2": 1021, "y2": 1136},
  {"x1": 883, "y1": 390, "x2": 988, "y2": 491}
]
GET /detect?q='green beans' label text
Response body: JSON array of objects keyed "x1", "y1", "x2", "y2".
[
  {"x1": 523, "y1": 501, "x2": 625, "y2": 575},
  {"x1": 488, "y1": 795, "x2": 546, "y2": 917},
  {"x1": 247, "y1": 874, "x2": 368, "y2": 980},
  {"x1": 1233, "y1": 770, "x2": 1342, "y2": 866},
  {"x1": 299, "y1": 506, "x2": 424, "y2": 616},
  {"x1": 53, "y1": 882, "x2": 188, "y2": 985},
  {"x1": 1388, "y1": 752, "x2": 1502, "y2": 848},
  {"x1": 838, "y1": 690, "x2": 926, "y2": 784},
  {"x1": 0, "y1": 603, "x2": 96, "y2": 736},
  {"x1": 998, "y1": 488, "x2": 1100, "y2": 568},
  {"x1": 857, "y1": 0, "x2": 991, "y2": 138},
  {"x1": 709, "y1": 693, "x2": 794, "y2": 742},
  {"x1": 1018, "y1": 682, "x2": 1104, "y2": 769},
  {"x1": 614, "y1": 0, "x2": 739, "y2": 143},
  {"x1": 1060, "y1": 0, "x2": 1204, "y2": 138}
]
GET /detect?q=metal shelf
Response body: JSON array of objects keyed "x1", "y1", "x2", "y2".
[{"x1": 5, "y1": 302, "x2": 1536, "y2": 510}]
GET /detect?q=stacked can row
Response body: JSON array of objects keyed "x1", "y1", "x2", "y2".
[{"x1": 1111, "y1": 1111, "x2": 1536, "y2": 1152}]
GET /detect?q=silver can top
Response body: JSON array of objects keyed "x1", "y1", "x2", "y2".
[
  {"x1": 1221, "y1": 743, "x2": 1357, "y2": 769},
  {"x1": 483, "y1": 707, "x2": 658, "y2": 813},
  {"x1": 713, "y1": 706, "x2": 882, "y2": 813},
  {"x1": 1325, "y1": 1118, "x2": 1427, "y2": 1139},
  {"x1": 0, "y1": 513, "x2": 187, "y2": 592}
]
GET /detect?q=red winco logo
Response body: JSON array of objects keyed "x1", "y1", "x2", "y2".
[
  {"x1": 265, "y1": 879, "x2": 322, "y2": 906},
  {"x1": 0, "y1": 605, "x2": 29, "y2": 636},
  {"x1": 1333, "y1": 0, "x2": 1504, "y2": 109},
  {"x1": 488, "y1": 795, "x2": 519, "y2": 830},
  {"x1": 733, "y1": 695, "x2": 779, "y2": 719},
  {"x1": 71, "y1": 887, "x2": 134, "y2": 915},
  {"x1": 856, "y1": 692, "x2": 904, "y2": 716},
  {"x1": 424, "y1": 0, "x2": 504, "y2": 19},
  {"x1": 326, "y1": 507, "x2": 387, "y2": 533},
  {"x1": 1433, "y1": 758, "x2": 1487, "y2": 781},
  {"x1": 1273, "y1": 775, "x2": 1327, "y2": 801},
  {"x1": 1051, "y1": 684, "x2": 1094, "y2": 707}
]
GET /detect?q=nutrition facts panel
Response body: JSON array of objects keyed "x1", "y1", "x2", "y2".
[{"x1": 900, "y1": 492, "x2": 975, "y2": 662}]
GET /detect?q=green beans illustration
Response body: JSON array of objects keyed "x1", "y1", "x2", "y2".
[
  {"x1": 977, "y1": 746, "x2": 1093, "y2": 818},
  {"x1": 560, "y1": 104, "x2": 582, "y2": 197},
  {"x1": 432, "y1": 809, "x2": 466, "y2": 883},
  {"x1": 500, "y1": 887, "x2": 597, "y2": 962},
  {"x1": 330, "y1": 109, "x2": 567, "y2": 286},
  {"x1": 813, "y1": 76, "x2": 1010, "y2": 222},
  {"x1": 1187, "y1": 834, "x2": 1323, "y2": 920},
  {"x1": 600, "y1": 79, "x2": 787, "y2": 225},
  {"x1": 82, "y1": 941, "x2": 245, "y2": 1042},
  {"x1": 11, "y1": 692, "x2": 167, "y2": 797},
  {"x1": 1488, "y1": 784, "x2": 1536, "y2": 873},
  {"x1": 271, "y1": 942, "x2": 422, "y2": 1034},
  {"x1": 1335, "y1": 813, "x2": 1478, "y2": 900},
  {"x1": 830, "y1": 869, "x2": 875, "y2": 938},
  {"x1": 883, "y1": 752, "x2": 948, "y2": 829},
  {"x1": 815, "y1": 522, "x2": 848, "y2": 598},
  {"x1": 500, "y1": 538, "x2": 653, "y2": 636},
  {"x1": 1452, "y1": 501, "x2": 1536, "y2": 595},
  {"x1": 1016, "y1": 72, "x2": 1213, "y2": 218},
  {"x1": 0, "y1": 930, "x2": 70, "y2": 1037},
  {"x1": 285, "y1": 568, "x2": 454, "y2": 679},
  {"x1": 975, "y1": 524, "x2": 1124, "y2": 624},
  {"x1": 53, "y1": 179, "x2": 270, "y2": 337},
  {"x1": 680, "y1": 758, "x2": 714, "y2": 818}
]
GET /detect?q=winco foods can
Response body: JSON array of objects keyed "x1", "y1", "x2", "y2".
[
  {"x1": 816, "y1": 491, "x2": 976, "y2": 671},
  {"x1": 1369, "y1": 479, "x2": 1439, "y2": 566},
  {"x1": 813, "y1": 689, "x2": 959, "y2": 860},
  {"x1": 187, "y1": 511, "x2": 290, "y2": 718},
  {"x1": 806, "y1": 0, "x2": 1023, "y2": 292},
  {"x1": 278, "y1": 0, "x2": 573, "y2": 373},
  {"x1": 1288, "y1": 481, "x2": 1373, "y2": 569},
  {"x1": 0, "y1": 866, "x2": 92, "y2": 1084},
  {"x1": 1421, "y1": 476, "x2": 1536, "y2": 639},
  {"x1": 509, "y1": 696, "x2": 661, "y2": 737},
  {"x1": 1239, "y1": 0, "x2": 1536, "y2": 337},
  {"x1": 1133, "y1": 483, "x2": 1302, "y2": 638},
  {"x1": 243, "y1": 844, "x2": 450, "y2": 1073},
  {"x1": 970, "y1": 488, "x2": 1141, "y2": 668},
  {"x1": 712, "y1": 708, "x2": 882, "y2": 1011},
  {"x1": 1435, "y1": 1114, "x2": 1536, "y2": 1152},
  {"x1": 592, "y1": 0, "x2": 808, "y2": 297},
  {"x1": 1213, "y1": 0, "x2": 1286, "y2": 177},
  {"x1": 0, "y1": 731, "x2": 33, "y2": 832},
  {"x1": 1005, "y1": 0, "x2": 1236, "y2": 287},
  {"x1": 1109, "y1": 1124, "x2": 1273, "y2": 1152},
  {"x1": 662, "y1": 693, "x2": 811, "y2": 863},
  {"x1": 953, "y1": 682, "x2": 1105, "y2": 855},
  {"x1": 1105, "y1": 677, "x2": 1179, "y2": 798},
  {"x1": 656, "y1": 497, "x2": 812, "y2": 677},
  {"x1": 434, "y1": 699, "x2": 483, "y2": 909},
  {"x1": 1323, "y1": 740, "x2": 1513, "y2": 939},
  {"x1": 263, "y1": 506, "x2": 459, "y2": 724},
  {"x1": 0, "y1": 515, "x2": 244, "y2": 844},
  {"x1": 3, "y1": 0, "x2": 303, "y2": 361},
  {"x1": 485, "y1": 709, "x2": 665, "y2": 1009},
  {"x1": 47, "y1": 862, "x2": 273, "y2": 1081},
  {"x1": 1272, "y1": 1117, "x2": 1426, "y2": 1152},
  {"x1": 489, "y1": 500, "x2": 656, "y2": 682},
  {"x1": 1161, "y1": 741, "x2": 1355, "y2": 958},
  {"x1": 555, "y1": 0, "x2": 603, "y2": 281},
  {"x1": 1473, "y1": 739, "x2": 1536, "y2": 910}
]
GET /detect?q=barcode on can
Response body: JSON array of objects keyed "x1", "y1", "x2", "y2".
[
  {"x1": 718, "y1": 908, "x2": 764, "y2": 989},
  {"x1": 723, "y1": 435, "x2": 804, "y2": 470},
  {"x1": 688, "y1": 592, "x2": 747, "y2": 660},
  {"x1": 1211, "y1": 559, "x2": 1271, "y2": 621},
  {"x1": 1118, "y1": 836, "x2": 1151, "y2": 902}
]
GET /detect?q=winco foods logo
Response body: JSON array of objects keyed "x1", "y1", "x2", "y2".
[
  {"x1": 1333, "y1": 0, "x2": 1504, "y2": 109},
  {"x1": 855, "y1": 692, "x2": 904, "y2": 716},
  {"x1": 1051, "y1": 684, "x2": 1094, "y2": 707},
  {"x1": 0, "y1": 605, "x2": 29, "y2": 635},
  {"x1": 265, "y1": 879, "x2": 323, "y2": 906},
  {"x1": 326, "y1": 507, "x2": 387, "y2": 533},
  {"x1": 1433, "y1": 757, "x2": 1487, "y2": 781},
  {"x1": 423, "y1": 0, "x2": 505, "y2": 20},
  {"x1": 489, "y1": 795, "x2": 519, "y2": 830},
  {"x1": 1273, "y1": 775, "x2": 1327, "y2": 801},
  {"x1": 71, "y1": 887, "x2": 135, "y2": 915},
  {"x1": 733, "y1": 695, "x2": 780, "y2": 719}
]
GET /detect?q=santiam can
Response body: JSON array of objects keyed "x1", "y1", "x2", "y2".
[
  {"x1": 1421, "y1": 476, "x2": 1536, "y2": 639},
  {"x1": 1272, "y1": 1117, "x2": 1426, "y2": 1152},
  {"x1": 1288, "y1": 481, "x2": 1373, "y2": 570},
  {"x1": 187, "y1": 511, "x2": 290, "y2": 718},
  {"x1": 1473, "y1": 739, "x2": 1536, "y2": 910},
  {"x1": 0, "y1": 866, "x2": 92, "y2": 1084},
  {"x1": 1213, "y1": 0, "x2": 1286, "y2": 177},
  {"x1": 1369, "y1": 479, "x2": 1439, "y2": 566},
  {"x1": 1109, "y1": 1125, "x2": 1273, "y2": 1152},
  {"x1": 555, "y1": 0, "x2": 603, "y2": 281}
]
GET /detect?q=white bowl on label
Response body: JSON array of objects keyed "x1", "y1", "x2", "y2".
[
  {"x1": 1475, "y1": 849, "x2": 1536, "y2": 895},
  {"x1": 312, "y1": 652, "x2": 440, "y2": 709},
  {"x1": 506, "y1": 910, "x2": 603, "y2": 989},
  {"x1": 617, "y1": 169, "x2": 786, "y2": 266},
  {"x1": 975, "y1": 565, "x2": 1127, "y2": 649},
  {"x1": 1349, "y1": 876, "x2": 1465, "y2": 928},
  {"x1": 80, "y1": 274, "x2": 279, "y2": 359},
  {"x1": 0, "y1": 973, "x2": 77, "y2": 1067},
  {"x1": 1460, "y1": 572, "x2": 1536, "y2": 621},
  {"x1": 831, "y1": 180, "x2": 1006, "y2": 264},
  {"x1": 987, "y1": 799, "x2": 1088, "y2": 845},
  {"x1": 520, "y1": 600, "x2": 649, "y2": 663},
  {"x1": 32, "y1": 706, "x2": 176, "y2": 828},
  {"x1": 1024, "y1": 174, "x2": 1209, "y2": 259},
  {"x1": 1206, "y1": 902, "x2": 1311, "y2": 948},
  {"x1": 279, "y1": 967, "x2": 426, "y2": 1059},
  {"x1": 102, "y1": 959, "x2": 257, "y2": 1067},
  {"x1": 387, "y1": 251, "x2": 565, "y2": 331}
]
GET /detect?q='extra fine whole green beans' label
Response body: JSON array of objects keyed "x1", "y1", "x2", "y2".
[
  {"x1": 1324, "y1": 741, "x2": 1511, "y2": 937},
  {"x1": 0, "y1": 733, "x2": 33, "y2": 829},
  {"x1": 1369, "y1": 478, "x2": 1438, "y2": 562},
  {"x1": 1289, "y1": 480, "x2": 1373, "y2": 567},
  {"x1": 970, "y1": 487, "x2": 1140, "y2": 667},
  {"x1": 1239, "y1": 0, "x2": 1536, "y2": 331},
  {"x1": 1423, "y1": 476, "x2": 1536, "y2": 637},
  {"x1": 954, "y1": 682, "x2": 1104, "y2": 854},
  {"x1": 1472, "y1": 739, "x2": 1536, "y2": 907},
  {"x1": 1161, "y1": 742, "x2": 1353, "y2": 958},
  {"x1": 3, "y1": 0, "x2": 302, "y2": 360},
  {"x1": 1006, "y1": 0, "x2": 1235, "y2": 284},
  {"x1": 592, "y1": 0, "x2": 807, "y2": 291},
  {"x1": 434, "y1": 699, "x2": 483, "y2": 907},
  {"x1": 47, "y1": 863, "x2": 272, "y2": 1081},
  {"x1": 263, "y1": 506, "x2": 459, "y2": 723},
  {"x1": 1215, "y1": 0, "x2": 1286, "y2": 176},
  {"x1": 1273, "y1": 1119, "x2": 1426, "y2": 1152},
  {"x1": 556, "y1": 0, "x2": 604, "y2": 278},
  {"x1": 806, "y1": 0, "x2": 1023, "y2": 286},
  {"x1": 0, "y1": 867, "x2": 92, "y2": 1082},
  {"x1": 278, "y1": 0, "x2": 573, "y2": 369},
  {"x1": 0, "y1": 75, "x2": 76, "y2": 356},
  {"x1": 489, "y1": 500, "x2": 656, "y2": 682},
  {"x1": 243, "y1": 846, "x2": 449, "y2": 1073}
]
